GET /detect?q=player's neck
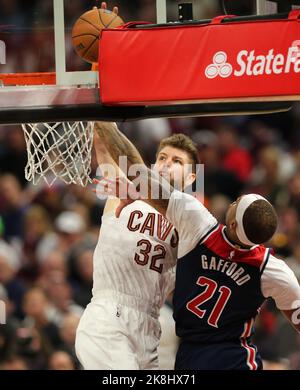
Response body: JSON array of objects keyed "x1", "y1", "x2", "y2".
[{"x1": 223, "y1": 227, "x2": 252, "y2": 250}]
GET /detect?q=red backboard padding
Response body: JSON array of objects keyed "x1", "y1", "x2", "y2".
[{"x1": 99, "y1": 11, "x2": 300, "y2": 106}]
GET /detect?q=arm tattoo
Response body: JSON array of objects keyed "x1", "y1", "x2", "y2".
[{"x1": 94, "y1": 122, "x2": 144, "y2": 167}]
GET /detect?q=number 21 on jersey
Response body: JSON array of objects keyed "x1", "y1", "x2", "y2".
[{"x1": 186, "y1": 276, "x2": 232, "y2": 328}]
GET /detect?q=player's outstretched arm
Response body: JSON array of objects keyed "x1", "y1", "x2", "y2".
[
  {"x1": 94, "y1": 171, "x2": 217, "y2": 254},
  {"x1": 93, "y1": 170, "x2": 171, "y2": 217},
  {"x1": 261, "y1": 256, "x2": 300, "y2": 334},
  {"x1": 94, "y1": 122, "x2": 144, "y2": 171}
]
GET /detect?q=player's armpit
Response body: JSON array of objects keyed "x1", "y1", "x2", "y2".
[
  {"x1": 282, "y1": 308, "x2": 300, "y2": 333},
  {"x1": 103, "y1": 198, "x2": 120, "y2": 215}
]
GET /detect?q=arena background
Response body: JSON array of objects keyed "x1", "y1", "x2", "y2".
[{"x1": 0, "y1": 0, "x2": 300, "y2": 370}]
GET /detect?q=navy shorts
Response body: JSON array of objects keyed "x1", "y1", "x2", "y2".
[{"x1": 175, "y1": 339, "x2": 263, "y2": 370}]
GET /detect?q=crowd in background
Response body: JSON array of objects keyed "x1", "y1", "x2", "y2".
[{"x1": 0, "y1": 0, "x2": 300, "y2": 370}]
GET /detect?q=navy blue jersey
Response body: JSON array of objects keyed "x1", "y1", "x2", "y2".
[{"x1": 173, "y1": 223, "x2": 271, "y2": 344}]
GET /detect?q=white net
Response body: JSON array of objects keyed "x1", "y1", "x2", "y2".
[{"x1": 21, "y1": 121, "x2": 94, "y2": 187}]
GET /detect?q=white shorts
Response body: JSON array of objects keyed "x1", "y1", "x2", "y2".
[{"x1": 75, "y1": 291, "x2": 161, "y2": 370}]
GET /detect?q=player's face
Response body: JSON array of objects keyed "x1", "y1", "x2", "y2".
[
  {"x1": 225, "y1": 196, "x2": 242, "y2": 228},
  {"x1": 154, "y1": 146, "x2": 196, "y2": 190}
]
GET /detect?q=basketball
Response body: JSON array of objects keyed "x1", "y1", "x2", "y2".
[{"x1": 72, "y1": 7, "x2": 124, "y2": 64}]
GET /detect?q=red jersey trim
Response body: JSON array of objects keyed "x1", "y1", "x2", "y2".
[{"x1": 202, "y1": 225, "x2": 268, "y2": 268}]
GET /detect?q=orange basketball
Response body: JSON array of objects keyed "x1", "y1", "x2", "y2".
[{"x1": 72, "y1": 7, "x2": 124, "y2": 64}]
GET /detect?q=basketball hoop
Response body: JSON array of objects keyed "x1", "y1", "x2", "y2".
[
  {"x1": 0, "y1": 5, "x2": 298, "y2": 189},
  {"x1": 21, "y1": 121, "x2": 94, "y2": 187}
]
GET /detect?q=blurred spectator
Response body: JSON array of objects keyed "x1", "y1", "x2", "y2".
[
  {"x1": 134, "y1": 118, "x2": 172, "y2": 163},
  {"x1": 0, "y1": 355, "x2": 29, "y2": 370},
  {"x1": 0, "y1": 0, "x2": 27, "y2": 28},
  {"x1": 0, "y1": 174, "x2": 28, "y2": 242},
  {"x1": 37, "y1": 250, "x2": 68, "y2": 288},
  {"x1": 272, "y1": 207, "x2": 300, "y2": 257},
  {"x1": 0, "y1": 222, "x2": 20, "y2": 270},
  {"x1": 289, "y1": 334, "x2": 300, "y2": 369},
  {"x1": 262, "y1": 359, "x2": 289, "y2": 370},
  {"x1": 250, "y1": 146, "x2": 281, "y2": 200},
  {"x1": 36, "y1": 210, "x2": 86, "y2": 262},
  {"x1": 0, "y1": 283, "x2": 18, "y2": 363},
  {"x1": 209, "y1": 194, "x2": 231, "y2": 224},
  {"x1": 14, "y1": 327, "x2": 49, "y2": 370},
  {"x1": 21, "y1": 205, "x2": 53, "y2": 281},
  {"x1": 193, "y1": 130, "x2": 243, "y2": 200},
  {"x1": 0, "y1": 127, "x2": 28, "y2": 186},
  {"x1": 250, "y1": 146, "x2": 296, "y2": 204},
  {"x1": 48, "y1": 350, "x2": 77, "y2": 370},
  {"x1": 217, "y1": 124, "x2": 253, "y2": 183},
  {"x1": 287, "y1": 171, "x2": 300, "y2": 216},
  {"x1": 285, "y1": 242, "x2": 300, "y2": 281},
  {"x1": 72, "y1": 249, "x2": 93, "y2": 308},
  {"x1": 22, "y1": 287, "x2": 61, "y2": 350},
  {"x1": 58, "y1": 313, "x2": 81, "y2": 361},
  {"x1": 44, "y1": 273, "x2": 83, "y2": 326},
  {"x1": 0, "y1": 247, "x2": 26, "y2": 319}
]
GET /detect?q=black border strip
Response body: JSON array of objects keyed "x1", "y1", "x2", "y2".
[{"x1": 0, "y1": 101, "x2": 292, "y2": 124}]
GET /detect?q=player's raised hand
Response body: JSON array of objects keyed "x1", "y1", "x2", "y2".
[
  {"x1": 93, "y1": 176, "x2": 140, "y2": 217},
  {"x1": 101, "y1": 2, "x2": 119, "y2": 15}
]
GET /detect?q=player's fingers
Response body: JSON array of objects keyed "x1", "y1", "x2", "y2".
[
  {"x1": 101, "y1": 2, "x2": 107, "y2": 10},
  {"x1": 92, "y1": 178, "x2": 102, "y2": 185},
  {"x1": 92, "y1": 178, "x2": 109, "y2": 190},
  {"x1": 101, "y1": 177, "x2": 117, "y2": 185},
  {"x1": 93, "y1": 177, "x2": 115, "y2": 185},
  {"x1": 113, "y1": 6, "x2": 119, "y2": 15},
  {"x1": 92, "y1": 184, "x2": 113, "y2": 196}
]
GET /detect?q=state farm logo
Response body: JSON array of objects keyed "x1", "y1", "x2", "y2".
[
  {"x1": 205, "y1": 51, "x2": 233, "y2": 78},
  {"x1": 205, "y1": 44, "x2": 300, "y2": 79}
]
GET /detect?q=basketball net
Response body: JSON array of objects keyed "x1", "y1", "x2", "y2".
[{"x1": 21, "y1": 121, "x2": 94, "y2": 187}]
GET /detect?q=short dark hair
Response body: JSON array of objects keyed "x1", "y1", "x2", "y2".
[
  {"x1": 243, "y1": 200, "x2": 278, "y2": 244},
  {"x1": 157, "y1": 134, "x2": 199, "y2": 173}
]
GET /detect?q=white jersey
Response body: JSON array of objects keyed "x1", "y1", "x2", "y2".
[{"x1": 92, "y1": 200, "x2": 178, "y2": 317}]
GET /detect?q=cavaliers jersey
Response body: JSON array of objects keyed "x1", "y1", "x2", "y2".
[
  {"x1": 92, "y1": 200, "x2": 178, "y2": 317},
  {"x1": 166, "y1": 191, "x2": 300, "y2": 345}
]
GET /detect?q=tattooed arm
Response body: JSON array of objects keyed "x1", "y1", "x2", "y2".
[
  {"x1": 94, "y1": 122, "x2": 144, "y2": 170},
  {"x1": 93, "y1": 122, "x2": 145, "y2": 214}
]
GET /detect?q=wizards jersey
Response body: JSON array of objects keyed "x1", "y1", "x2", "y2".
[
  {"x1": 173, "y1": 223, "x2": 269, "y2": 342},
  {"x1": 166, "y1": 191, "x2": 300, "y2": 370}
]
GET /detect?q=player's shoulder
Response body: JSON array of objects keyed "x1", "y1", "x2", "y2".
[
  {"x1": 202, "y1": 224, "x2": 270, "y2": 268},
  {"x1": 261, "y1": 253, "x2": 300, "y2": 300},
  {"x1": 263, "y1": 253, "x2": 296, "y2": 276}
]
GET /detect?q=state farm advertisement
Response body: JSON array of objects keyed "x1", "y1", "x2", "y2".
[{"x1": 100, "y1": 11, "x2": 300, "y2": 105}]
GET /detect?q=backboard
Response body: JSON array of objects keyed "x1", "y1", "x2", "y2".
[
  {"x1": 0, "y1": 1, "x2": 286, "y2": 88},
  {"x1": 0, "y1": 0, "x2": 297, "y2": 125},
  {"x1": 0, "y1": 0, "x2": 161, "y2": 123},
  {"x1": 0, "y1": 0, "x2": 162, "y2": 87}
]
